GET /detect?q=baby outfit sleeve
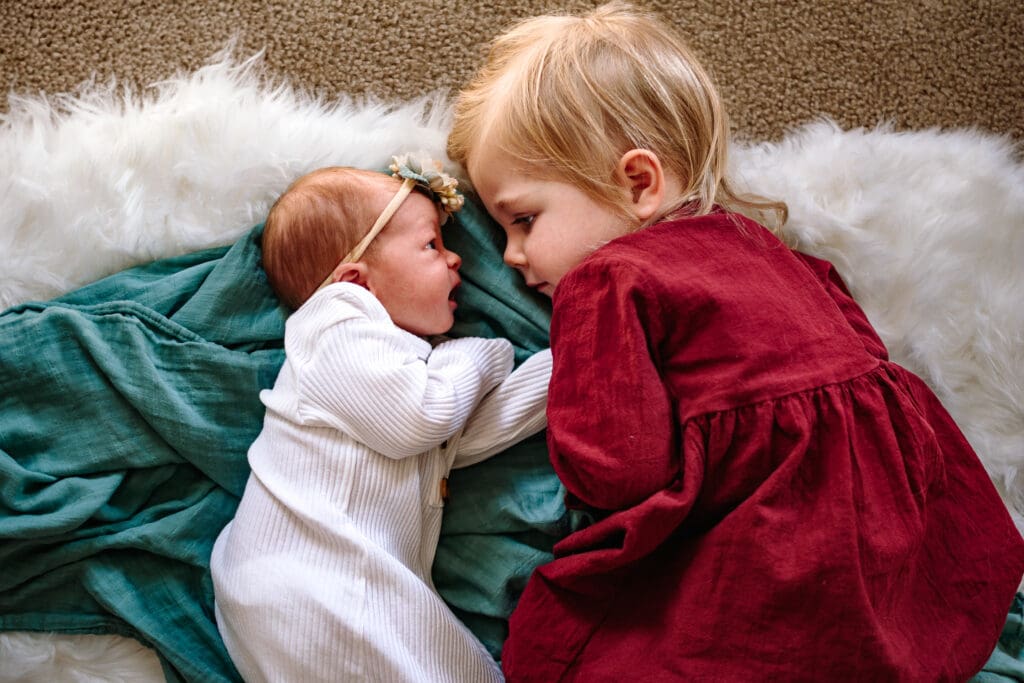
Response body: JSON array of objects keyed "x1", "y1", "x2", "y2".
[
  {"x1": 546, "y1": 260, "x2": 677, "y2": 513},
  {"x1": 280, "y1": 284, "x2": 514, "y2": 458},
  {"x1": 453, "y1": 347, "x2": 552, "y2": 468}
]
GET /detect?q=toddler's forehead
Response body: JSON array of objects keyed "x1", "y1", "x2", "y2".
[{"x1": 469, "y1": 146, "x2": 540, "y2": 185}]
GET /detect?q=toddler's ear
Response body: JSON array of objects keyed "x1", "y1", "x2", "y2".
[{"x1": 617, "y1": 149, "x2": 667, "y2": 223}]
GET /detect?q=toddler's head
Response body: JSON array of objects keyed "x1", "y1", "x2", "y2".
[{"x1": 449, "y1": 1, "x2": 783, "y2": 226}]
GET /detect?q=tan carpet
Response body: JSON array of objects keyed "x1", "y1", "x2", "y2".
[{"x1": 1, "y1": 0, "x2": 1022, "y2": 143}]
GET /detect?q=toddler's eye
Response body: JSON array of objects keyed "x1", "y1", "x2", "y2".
[
  {"x1": 426, "y1": 240, "x2": 437, "y2": 250},
  {"x1": 512, "y1": 215, "x2": 535, "y2": 228}
]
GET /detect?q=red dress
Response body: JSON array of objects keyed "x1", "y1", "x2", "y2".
[{"x1": 501, "y1": 211, "x2": 1024, "y2": 682}]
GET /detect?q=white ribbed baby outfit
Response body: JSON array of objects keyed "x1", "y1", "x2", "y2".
[{"x1": 210, "y1": 282, "x2": 551, "y2": 683}]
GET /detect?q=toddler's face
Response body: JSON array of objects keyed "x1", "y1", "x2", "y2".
[
  {"x1": 363, "y1": 191, "x2": 462, "y2": 336},
  {"x1": 469, "y1": 148, "x2": 629, "y2": 298}
]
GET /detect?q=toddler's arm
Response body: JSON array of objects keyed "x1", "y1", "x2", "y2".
[
  {"x1": 546, "y1": 261, "x2": 676, "y2": 513},
  {"x1": 453, "y1": 347, "x2": 552, "y2": 468},
  {"x1": 796, "y1": 252, "x2": 888, "y2": 360}
]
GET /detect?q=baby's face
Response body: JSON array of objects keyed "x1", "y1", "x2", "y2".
[
  {"x1": 362, "y1": 191, "x2": 462, "y2": 336},
  {"x1": 469, "y1": 147, "x2": 630, "y2": 298}
]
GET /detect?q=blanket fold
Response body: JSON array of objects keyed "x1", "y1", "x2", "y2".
[{"x1": 0, "y1": 229, "x2": 281, "y2": 682}]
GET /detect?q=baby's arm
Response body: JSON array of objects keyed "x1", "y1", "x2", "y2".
[
  {"x1": 453, "y1": 348, "x2": 552, "y2": 468},
  {"x1": 286, "y1": 285, "x2": 514, "y2": 457}
]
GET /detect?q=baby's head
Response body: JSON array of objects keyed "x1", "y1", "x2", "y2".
[
  {"x1": 262, "y1": 164, "x2": 464, "y2": 336},
  {"x1": 448, "y1": 1, "x2": 729, "y2": 221},
  {"x1": 263, "y1": 167, "x2": 390, "y2": 309}
]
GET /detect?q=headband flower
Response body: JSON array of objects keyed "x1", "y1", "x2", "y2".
[{"x1": 389, "y1": 153, "x2": 465, "y2": 223}]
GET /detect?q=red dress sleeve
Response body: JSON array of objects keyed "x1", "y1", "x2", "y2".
[
  {"x1": 796, "y1": 252, "x2": 889, "y2": 360},
  {"x1": 547, "y1": 259, "x2": 677, "y2": 514}
]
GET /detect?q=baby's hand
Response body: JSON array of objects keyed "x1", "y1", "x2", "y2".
[{"x1": 432, "y1": 336, "x2": 514, "y2": 393}]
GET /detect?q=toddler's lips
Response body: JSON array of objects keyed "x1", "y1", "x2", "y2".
[{"x1": 527, "y1": 281, "x2": 551, "y2": 295}]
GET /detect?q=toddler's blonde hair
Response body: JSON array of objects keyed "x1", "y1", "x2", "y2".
[
  {"x1": 262, "y1": 167, "x2": 394, "y2": 310},
  {"x1": 448, "y1": 1, "x2": 786, "y2": 229}
]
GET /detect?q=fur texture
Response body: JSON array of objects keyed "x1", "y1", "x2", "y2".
[
  {"x1": 0, "y1": 633, "x2": 163, "y2": 682},
  {"x1": 734, "y1": 123, "x2": 1024, "y2": 523},
  {"x1": 0, "y1": 47, "x2": 451, "y2": 311},
  {"x1": 1, "y1": 49, "x2": 1021, "y2": 681}
]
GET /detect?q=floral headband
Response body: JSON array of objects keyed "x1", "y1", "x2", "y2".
[{"x1": 317, "y1": 153, "x2": 465, "y2": 291}]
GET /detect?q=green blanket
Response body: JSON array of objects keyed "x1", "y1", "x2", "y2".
[{"x1": 0, "y1": 201, "x2": 574, "y2": 682}]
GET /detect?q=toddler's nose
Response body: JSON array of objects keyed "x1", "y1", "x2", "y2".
[{"x1": 503, "y1": 243, "x2": 526, "y2": 269}]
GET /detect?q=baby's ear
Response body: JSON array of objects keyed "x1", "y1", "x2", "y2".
[
  {"x1": 330, "y1": 262, "x2": 368, "y2": 288},
  {"x1": 616, "y1": 149, "x2": 667, "y2": 223}
]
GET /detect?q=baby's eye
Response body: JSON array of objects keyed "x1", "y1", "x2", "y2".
[
  {"x1": 512, "y1": 215, "x2": 535, "y2": 228},
  {"x1": 426, "y1": 240, "x2": 438, "y2": 250}
]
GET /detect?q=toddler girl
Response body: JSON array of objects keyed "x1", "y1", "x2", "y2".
[
  {"x1": 448, "y1": 3, "x2": 1024, "y2": 680},
  {"x1": 211, "y1": 158, "x2": 550, "y2": 682}
]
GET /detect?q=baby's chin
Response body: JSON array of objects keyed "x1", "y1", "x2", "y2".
[{"x1": 403, "y1": 317, "x2": 454, "y2": 339}]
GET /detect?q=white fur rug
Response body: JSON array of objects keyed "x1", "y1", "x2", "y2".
[{"x1": 1, "y1": 49, "x2": 1021, "y2": 682}]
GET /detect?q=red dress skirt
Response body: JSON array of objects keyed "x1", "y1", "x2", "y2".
[{"x1": 501, "y1": 213, "x2": 1024, "y2": 682}]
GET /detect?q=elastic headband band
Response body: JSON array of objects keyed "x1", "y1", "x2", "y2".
[{"x1": 316, "y1": 177, "x2": 416, "y2": 291}]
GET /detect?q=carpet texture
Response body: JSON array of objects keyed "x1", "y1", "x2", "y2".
[{"x1": 1, "y1": 0, "x2": 1022, "y2": 143}]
